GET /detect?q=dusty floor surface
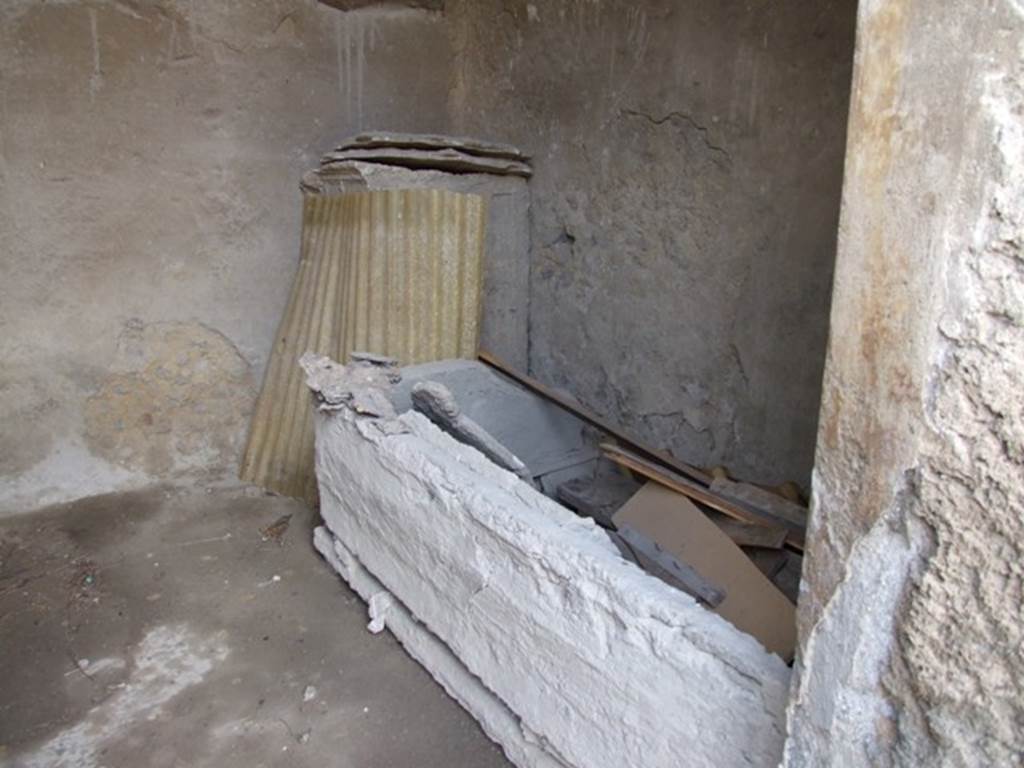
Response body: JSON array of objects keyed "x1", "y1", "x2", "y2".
[{"x1": 0, "y1": 484, "x2": 510, "y2": 768}]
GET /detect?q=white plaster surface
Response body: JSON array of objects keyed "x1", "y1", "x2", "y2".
[
  {"x1": 313, "y1": 527, "x2": 567, "y2": 768},
  {"x1": 309, "y1": 366, "x2": 791, "y2": 768}
]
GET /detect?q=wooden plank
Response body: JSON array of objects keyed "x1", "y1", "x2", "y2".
[
  {"x1": 601, "y1": 443, "x2": 805, "y2": 552},
  {"x1": 614, "y1": 483, "x2": 797, "y2": 660},
  {"x1": 477, "y1": 350, "x2": 712, "y2": 486},
  {"x1": 710, "y1": 478, "x2": 809, "y2": 529}
]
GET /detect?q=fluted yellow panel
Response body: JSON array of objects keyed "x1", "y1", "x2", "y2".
[{"x1": 240, "y1": 189, "x2": 486, "y2": 503}]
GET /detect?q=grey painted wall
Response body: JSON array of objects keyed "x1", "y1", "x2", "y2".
[
  {"x1": 786, "y1": 0, "x2": 1024, "y2": 764},
  {"x1": 0, "y1": 0, "x2": 452, "y2": 513},
  {"x1": 446, "y1": 0, "x2": 858, "y2": 488}
]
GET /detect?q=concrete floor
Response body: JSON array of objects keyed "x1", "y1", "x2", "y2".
[{"x1": 0, "y1": 484, "x2": 511, "y2": 768}]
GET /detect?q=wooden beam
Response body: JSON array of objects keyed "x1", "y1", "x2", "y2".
[
  {"x1": 601, "y1": 443, "x2": 805, "y2": 552},
  {"x1": 477, "y1": 350, "x2": 712, "y2": 486},
  {"x1": 710, "y1": 478, "x2": 808, "y2": 529}
]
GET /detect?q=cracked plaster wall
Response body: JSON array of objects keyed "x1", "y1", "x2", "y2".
[
  {"x1": 0, "y1": 0, "x2": 452, "y2": 514},
  {"x1": 786, "y1": 0, "x2": 1024, "y2": 764},
  {"x1": 445, "y1": 0, "x2": 858, "y2": 487}
]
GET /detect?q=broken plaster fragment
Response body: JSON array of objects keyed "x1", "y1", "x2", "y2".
[
  {"x1": 367, "y1": 591, "x2": 394, "y2": 634},
  {"x1": 299, "y1": 352, "x2": 400, "y2": 418}
]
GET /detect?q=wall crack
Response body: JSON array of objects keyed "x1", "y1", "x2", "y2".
[{"x1": 618, "y1": 107, "x2": 731, "y2": 161}]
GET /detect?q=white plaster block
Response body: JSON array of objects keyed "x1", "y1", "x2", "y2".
[{"x1": 312, "y1": 390, "x2": 790, "y2": 768}]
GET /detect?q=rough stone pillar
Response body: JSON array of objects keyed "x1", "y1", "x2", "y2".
[{"x1": 784, "y1": 1, "x2": 1023, "y2": 765}]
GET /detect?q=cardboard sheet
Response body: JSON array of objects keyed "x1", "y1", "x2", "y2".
[{"x1": 613, "y1": 482, "x2": 796, "y2": 660}]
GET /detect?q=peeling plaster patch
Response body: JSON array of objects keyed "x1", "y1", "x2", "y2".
[
  {"x1": 18, "y1": 624, "x2": 229, "y2": 768},
  {"x1": 784, "y1": 502, "x2": 927, "y2": 767},
  {"x1": 83, "y1": 321, "x2": 254, "y2": 478}
]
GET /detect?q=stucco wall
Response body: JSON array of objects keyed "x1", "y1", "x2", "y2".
[
  {"x1": 445, "y1": 0, "x2": 857, "y2": 487},
  {"x1": 786, "y1": 0, "x2": 1024, "y2": 764},
  {"x1": 1, "y1": 1, "x2": 855, "y2": 509},
  {"x1": 0, "y1": 0, "x2": 451, "y2": 513}
]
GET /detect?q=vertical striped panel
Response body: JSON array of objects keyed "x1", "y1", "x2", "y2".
[{"x1": 240, "y1": 189, "x2": 487, "y2": 504}]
